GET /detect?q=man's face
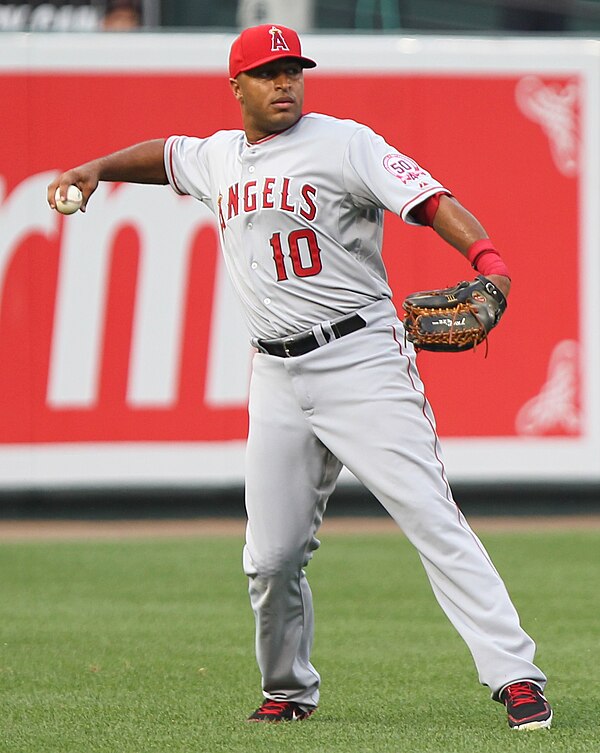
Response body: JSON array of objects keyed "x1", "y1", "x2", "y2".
[{"x1": 230, "y1": 58, "x2": 304, "y2": 142}]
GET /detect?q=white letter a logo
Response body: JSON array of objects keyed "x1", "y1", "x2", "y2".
[{"x1": 269, "y1": 26, "x2": 290, "y2": 52}]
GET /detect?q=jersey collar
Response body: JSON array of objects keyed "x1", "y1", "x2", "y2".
[{"x1": 245, "y1": 115, "x2": 304, "y2": 147}]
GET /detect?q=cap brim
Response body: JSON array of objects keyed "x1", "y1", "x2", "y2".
[{"x1": 236, "y1": 53, "x2": 317, "y2": 77}]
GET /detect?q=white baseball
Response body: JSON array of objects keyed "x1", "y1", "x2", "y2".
[{"x1": 54, "y1": 185, "x2": 83, "y2": 215}]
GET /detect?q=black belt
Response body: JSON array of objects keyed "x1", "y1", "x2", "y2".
[{"x1": 257, "y1": 312, "x2": 367, "y2": 358}]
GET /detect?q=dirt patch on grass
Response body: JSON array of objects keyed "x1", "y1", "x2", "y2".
[{"x1": 1, "y1": 515, "x2": 600, "y2": 542}]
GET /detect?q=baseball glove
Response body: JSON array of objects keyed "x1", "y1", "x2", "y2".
[{"x1": 402, "y1": 275, "x2": 507, "y2": 352}]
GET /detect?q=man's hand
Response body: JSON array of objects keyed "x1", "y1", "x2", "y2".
[{"x1": 48, "y1": 165, "x2": 100, "y2": 213}]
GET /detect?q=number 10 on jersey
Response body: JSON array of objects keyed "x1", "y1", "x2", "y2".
[{"x1": 269, "y1": 229, "x2": 323, "y2": 281}]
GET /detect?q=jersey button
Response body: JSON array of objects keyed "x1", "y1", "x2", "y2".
[
  {"x1": 264, "y1": 297, "x2": 271, "y2": 305},
  {"x1": 248, "y1": 166, "x2": 255, "y2": 173},
  {"x1": 251, "y1": 262, "x2": 258, "y2": 270},
  {"x1": 247, "y1": 222, "x2": 253, "y2": 229}
]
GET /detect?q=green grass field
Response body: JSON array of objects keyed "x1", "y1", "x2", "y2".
[{"x1": 1, "y1": 526, "x2": 598, "y2": 753}]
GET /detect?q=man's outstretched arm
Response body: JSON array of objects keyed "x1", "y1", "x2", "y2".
[{"x1": 47, "y1": 138, "x2": 167, "y2": 213}]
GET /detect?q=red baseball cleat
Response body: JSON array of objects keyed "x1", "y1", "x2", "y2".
[
  {"x1": 501, "y1": 681, "x2": 552, "y2": 730},
  {"x1": 247, "y1": 699, "x2": 316, "y2": 722}
]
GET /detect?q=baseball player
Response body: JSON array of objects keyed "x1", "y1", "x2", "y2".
[{"x1": 48, "y1": 24, "x2": 552, "y2": 731}]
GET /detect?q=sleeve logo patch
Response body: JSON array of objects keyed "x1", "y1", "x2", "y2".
[{"x1": 383, "y1": 153, "x2": 430, "y2": 185}]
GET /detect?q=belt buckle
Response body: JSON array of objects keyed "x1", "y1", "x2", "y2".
[{"x1": 282, "y1": 337, "x2": 295, "y2": 357}]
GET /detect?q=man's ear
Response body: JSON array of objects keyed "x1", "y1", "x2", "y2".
[{"x1": 229, "y1": 77, "x2": 243, "y2": 102}]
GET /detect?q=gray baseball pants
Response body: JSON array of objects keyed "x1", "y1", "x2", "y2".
[{"x1": 242, "y1": 298, "x2": 546, "y2": 708}]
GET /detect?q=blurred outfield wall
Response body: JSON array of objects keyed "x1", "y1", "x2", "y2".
[{"x1": 0, "y1": 32, "x2": 598, "y2": 498}]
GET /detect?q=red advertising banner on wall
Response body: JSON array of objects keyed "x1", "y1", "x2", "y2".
[{"x1": 0, "y1": 33, "x2": 597, "y2": 485}]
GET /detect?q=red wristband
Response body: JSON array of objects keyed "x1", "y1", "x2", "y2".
[{"x1": 466, "y1": 239, "x2": 511, "y2": 279}]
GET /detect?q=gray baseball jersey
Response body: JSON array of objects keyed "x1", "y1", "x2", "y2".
[
  {"x1": 165, "y1": 113, "x2": 448, "y2": 338},
  {"x1": 164, "y1": 112, "x2": 546, "y2": 710}
]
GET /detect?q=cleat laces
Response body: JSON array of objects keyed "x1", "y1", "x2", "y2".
[
  {"x1": 258, "y1": 700, "x2": 293, "y2": 716},
  {"x1": 504, "y1": 682, "x2": 541, "y2": 707}
]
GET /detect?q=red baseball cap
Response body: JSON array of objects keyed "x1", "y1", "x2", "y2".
[{"x1": 229, "y1": 24, "x2": 317, "y2": 79}]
